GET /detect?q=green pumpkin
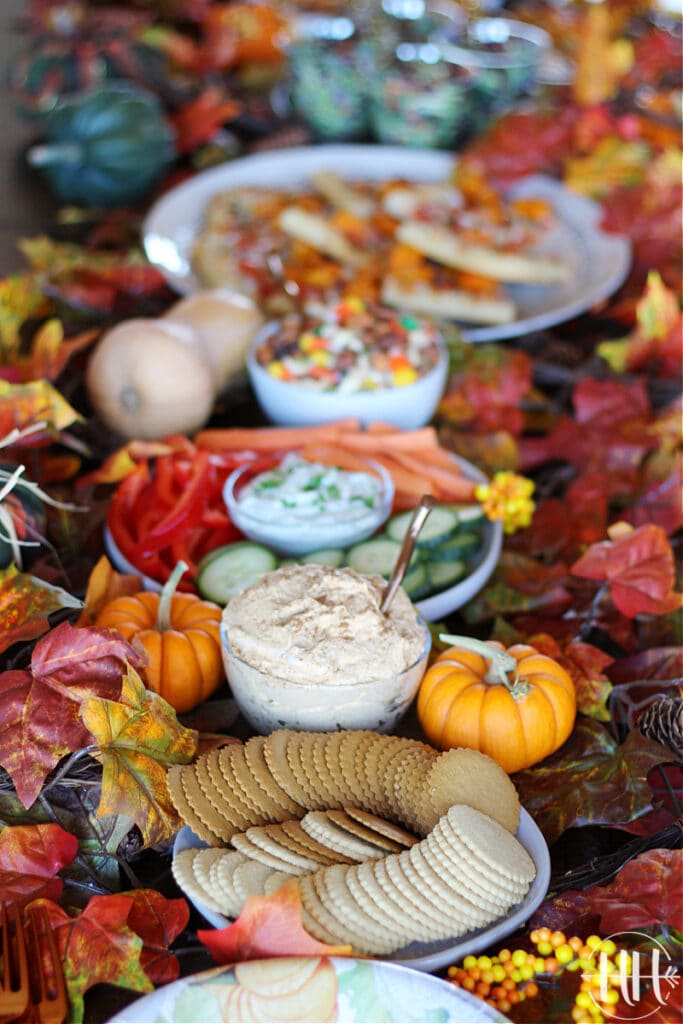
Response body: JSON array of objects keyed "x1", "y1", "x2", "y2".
[{"x1": 27, "y1": 82, "x2": 176, "y2": 207}]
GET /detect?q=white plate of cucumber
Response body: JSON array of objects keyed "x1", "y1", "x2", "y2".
[{"x1": 194, "y1": 455, "x2": 502, "y2": 622}]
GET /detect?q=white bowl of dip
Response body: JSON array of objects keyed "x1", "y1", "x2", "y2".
[
  {"x1": 223, "y1": 452, "x2": 394, "y2": 556},
  {"x1": 220, "y1": 564, "x2": 432, "y2": 733},
  {"x1": 246, "y1": 321, "x2": 449, "y2": 430}
]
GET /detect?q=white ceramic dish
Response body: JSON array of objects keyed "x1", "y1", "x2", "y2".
[
  {"x1": 104, "y1": 451, "x2": 502, "y2": 619},
  {"x1": 173, "y1": 806, "x2": 549, "y2": 974},
  {"x1": 108, "y1": 955, "x2": 511, "y2": 1023},
  {"x1": 247, "y1": 326, "x2": 450, "y2": 429},
  {"x1": 223, "y1": 456, "x2": 395, "y2": 556},
  {"x1": 219, "y1": 614, "x2": 431, "y2": 734},
  {"x1": 142, "y1": 144, "x2": 631, "y2": 343}
]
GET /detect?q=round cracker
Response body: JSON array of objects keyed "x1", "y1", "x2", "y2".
[
  {"x1": 167, "y1": 765, "x2": 219, "y2": 846},
  {"x1": 172, "y1": 848, "x2": 226, "y2": 915},
  {"x1": 311, "y1": 733, "x2": 347, "y2": 807},
  {"x1": 301, "y1": 812, "x2": 385, "y2": 862},
  {"x1": 344, "y1": 865, "x2": 415, "y2": 943},
  {"x1": 441, "y1": 804, "x2": 535, "y2": 884},
  {"x1": 430, "y1": 821, "x2": 526, "y2": 897},
  {"x1": 313, "y1": 867, "x2": 395, "y2": 956},
  {"x1": 279, "y1": 819, "x2": 354, "y2": 865},
  {"x1": 357, "y1": 859, "x2": 444, "y2": 942},
  {"x1": 230, "y1": 832, "x2": 307, "y2": 875},
  {"x1": 287, "y1": 733, "x2": 331, "y2": 811},
  {"x1": 420, "y1": 748, "x2": 520, "y2": 835},
  {"x1": 180, "y1": 765, "x2": 227, "y2": 846},
  {"x1": 243, "y1": 734, "x2": 305, "y2": 817},
  {"x1": 325, "y1": 809, "x2": 402, "y2": 853},
  {"x1": 246, "y1": 824, "x2": 321, "y2": 872},
  {"x1": 232, "y1": 858, "x2": 275, "y2": 904},
  {"x1": 421, "y1": 833, "x2": 512, "y2": 915},
  {"x1": 263, "y1": 730, "x2": 312, "y2": 809},
  {"x1": 407, "y1": 845, "x2": 490, "y2": 929},
  {"x1": 343, "y1": 807, "x2": 418, "y2": 848},
  {"x1": 211, "y1": 747, "x2": 260, "y2": 831},
  {"x1": 322, "y1": 732, "x2": 358, "y2": 805}
]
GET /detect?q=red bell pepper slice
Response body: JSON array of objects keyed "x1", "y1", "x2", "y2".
[{"x1": 132, "y1": 449, "x2": 211, "y2": 557}]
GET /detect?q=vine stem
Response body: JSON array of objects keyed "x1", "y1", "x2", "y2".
[
  {"x1": 156, "y1": 561, "x2": 187, "y2": 633},
  {"x1": 439, "y1": 633, "x2": 532, "y2": 697}
]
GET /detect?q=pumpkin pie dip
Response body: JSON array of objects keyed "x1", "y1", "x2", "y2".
[{"x1": 222, "y1": 563, "x2": 426, "y2": 686}]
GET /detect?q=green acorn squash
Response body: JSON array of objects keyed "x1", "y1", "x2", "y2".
[{"x1": 27, "y1": 82, "x2": 176, "y2": 207}]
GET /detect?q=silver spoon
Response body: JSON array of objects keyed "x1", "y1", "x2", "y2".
[{"x1": 380, "y1": 494, "x2": 435, "y2": 614}]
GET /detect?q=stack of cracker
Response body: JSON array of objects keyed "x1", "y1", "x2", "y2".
[
  {"x1": 172, "y1": 804, "x2": 535, "y2": 956},
  {"x1": 168, "y1": 729, "x2": 533, "y2": 955}
]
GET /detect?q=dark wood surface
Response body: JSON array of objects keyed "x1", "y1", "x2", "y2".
[{"x1": 0, "y1": 0, "x2": 58, "y2": 279}]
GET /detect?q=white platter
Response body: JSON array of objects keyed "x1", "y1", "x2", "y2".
[
  {"x1": 104, "y1": 450, "x2": 502, "y2": 621},
  {"x1": 143, "y1": 144, "x2": 631, "y2": 343},
  {"x1": 108, "y1": 955, "x2": 510, "y2": 1023},
  {"x1": 173, "y1": 806, "x2": 550, "y2": 975}
]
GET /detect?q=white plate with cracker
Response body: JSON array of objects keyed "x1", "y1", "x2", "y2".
[
  {"x1": 108, "y1": 955, "x2": 511, "y2": 1023},
  {"x1": 143, "y1": 144, "x2": 631, "y2": 344},
  {"x1": 174, "y1": 807, "x2": 550, "y2": 974}
]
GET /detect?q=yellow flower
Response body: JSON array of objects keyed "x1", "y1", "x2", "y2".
[{"x1": 475, "y1": 472, "x2": 535, "y2": 535}]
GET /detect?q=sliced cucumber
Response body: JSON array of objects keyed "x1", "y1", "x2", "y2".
[
  {"x1": 196, "y1": 542, "x2": 278, "y2": 604},
  {"x1": 346, "y1": 537, "x2": 402, "y2": 577},
  {"x1": 429, "y1": 531, "x2": 482, "y2": 561},
  {"x1": 426, "y1": 558, "x2": 466, "y2": 591},
  {"x1": 386, "y1": 506, "x2": 460, "y2": 547},
  {"x1": 301, "y1": 547, "x2": 345, "y2": 568},
  {"x1": 448, "y1": 503, "x2": 487, "y2": 530},
  {"x1": 401, "y1": 562, "x2": 431, "y2": 600}
]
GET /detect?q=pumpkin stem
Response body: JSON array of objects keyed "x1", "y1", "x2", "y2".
[
  {"x1": 157, "y1": 560, "x2": 187, "y2": 632},
  {"x1": 438, "y1": 633, "x2": 531, "y2": 697}
]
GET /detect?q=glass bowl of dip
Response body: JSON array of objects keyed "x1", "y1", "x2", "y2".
[
  {"x1": 247, "y1": 304, "x2": 449, "y2": 430},
  {"x1": 223, "y1": 453, "x2": 394, "y2": 556},
  {"x1": 220, "y1": 565, "x2": 432, "y2": 734}
]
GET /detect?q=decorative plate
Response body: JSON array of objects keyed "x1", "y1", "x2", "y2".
[
  {"x1": 108, "y1": 955, "x2": 511, "y2": 1023},
  {"x1": 142, "y1": 144, "x2": 631, "y2": 343}
]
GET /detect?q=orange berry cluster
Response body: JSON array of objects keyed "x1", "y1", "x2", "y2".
[{"x1": 447, "y1": 928, "x2": 630, "y2": 1023}]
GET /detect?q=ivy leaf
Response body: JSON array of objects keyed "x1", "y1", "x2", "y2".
[
  {"x1": 0, "y1": 564, "x2": 82, "y2": 654},
  {"x1": 0, "y1": 823, "x2": 78, "y2": 909},
  {"x1": 514, "y1": 719, "x2": 673, "y2": 845},
  {"x1": 571, "y1": 523, "x2": 681, "y2": 617},
  {"x1": 0, "y1": 623, "x2": 141, "y2": 808},
  {"x1": 42, "y1": 896, "x2": 152, "y2": 1024},
  {"x1": 533, "y1": 849, "x2": 682, "y2": 935},
  {"x1": 75, "y1": 556, "x2": 142, "y2": 628},
  {"x1": 0, "y1": 379, "x2": 82, "y2": 439},
  {"x1": 198, "y1": 879, "x2": 352, "y2": 963},
  {"x1": 124, "y1": 889, "x2": 190, "y2": 985},
  {"x1": 80, "y1": 665, "x2": 198, "y2": 848}
]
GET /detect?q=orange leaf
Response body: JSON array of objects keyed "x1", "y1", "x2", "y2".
[
  {"x1": 198, "y1": 880, "x2": 352, "y2": 963},
  {"x1": 76, "y1": 556, "x2": 142, "y2": 627}
]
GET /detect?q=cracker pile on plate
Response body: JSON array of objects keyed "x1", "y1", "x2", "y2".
[{"x1": 169, "y1": 729, "x2": 534, "y2": 956}]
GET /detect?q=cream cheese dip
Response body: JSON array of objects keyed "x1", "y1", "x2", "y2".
[{"x1": 220, "y1": 564, "x2": 430, "y2": 732}]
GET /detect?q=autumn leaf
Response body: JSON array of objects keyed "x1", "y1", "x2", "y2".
[
  {"x1": 437, "y1": 344, "x2": 532, "y2": 436},
  {"x1": 462, "y1": 552, "x2": 572, "y2": 624},
  {"x1": 598, "y1": 272, "x2": 683, "y2": 377},
  {"x1": 76, "y1": 556, "x2": 142, "y2": 628},
  {"x1": 169, "y1": 86, "x2": 240, "y2": 154},
  {"x1": 514, "y1": 718, "x2": 673, "y2": 845},
  {"x1": 527, "y1": 634, "x2": 614, "y2": 721},
  {"x1": 533, "y1": 849, "x2": 682, "y2": 935},
  {"x1": 623, "y1": 463, "x2": 683, "y2": 536},
  {"x1": 124, "y1": 889, "x2": 190, "y2": 985},
  {"x1": 80, "y1": 665, "x2": 198, "y2": 847},
  {"x1": 0, "y1": 622, "x2": 142, "y2": 807},
  {"x1": 41, "y1": 896, "x2": 152, "y2": 1024},
  {"x1": 0, "y1": 564, "x2": 82, "y2": 654},
  {"x1": 571, "y1": 523, "x2": 681, "y2": 617},
  {"x1": 0, "y1": 379, "x2": 82, "y2": 439},
  {"x1": 0, "y1": 274, "x2": 52, "y2": 351},
  {"x1": 198, "y1": 879, "x2": 352, "y2": 963},
  {"x1": 0, "y1": 823, "x2": 78, "y2": 909}
]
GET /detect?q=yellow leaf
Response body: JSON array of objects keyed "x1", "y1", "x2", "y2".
[{"x1": 81, "y1": 667, "x2": 198, "y2": 848}]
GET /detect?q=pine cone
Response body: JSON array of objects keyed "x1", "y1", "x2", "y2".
[{"x1": 639, "y1": 695, "x2": 683, "y2": 760}]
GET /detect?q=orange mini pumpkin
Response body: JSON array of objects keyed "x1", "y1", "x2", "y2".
[
  {"x1": 417, "y1": 634, "x2": 576, "y2": 773},
  {"x1": 95, "y1": 561, "x2": 224, "y2": 713}
]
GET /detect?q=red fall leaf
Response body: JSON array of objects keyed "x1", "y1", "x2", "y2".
[
  {"x1": 570, "y1": 523, "x2": 681, "y2": 617},
  {"x1": 0, "y1": 823, "x2": 78, "y2": 909},
  {"x1": 198, "y1": 879, "x2": 352, "y2": 963},
  {"x1": 0, "y1": 622, "x2": 144, "y2": 807},
  {"x1": 123, "y1": 889, "x2": 190, "y2": 985}
]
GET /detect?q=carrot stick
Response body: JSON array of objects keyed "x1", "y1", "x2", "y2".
[
  {"x1": 390, "y1": 451, "x2": 477, "y2": 501},
  {"x1": 370, "y1": 455, "x2": 433, "y2": 498},
  {"x1": 194, "y1": 420, "x2": 361, "y2": 452},
  {"x1": 366, "y1": 421, "x2": 401, "y2": 434},
  {"x1": 337, "y1": 427, "x2": 439, "y2": 452},
  {"x1": 299, "y1": 444, "x2": 384, "y2": 475}
]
